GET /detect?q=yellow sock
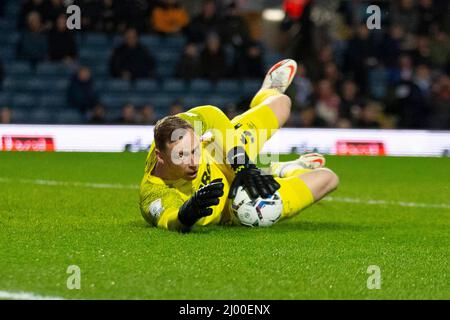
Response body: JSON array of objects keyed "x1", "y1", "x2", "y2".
[{"x1": 250, "y1": 88, "x2": 281, "y2": 108}]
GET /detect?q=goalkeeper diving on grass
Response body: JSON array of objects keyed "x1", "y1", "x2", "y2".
[{"x1": 139, "y1": 59, "x2": 339, "y2": 232}]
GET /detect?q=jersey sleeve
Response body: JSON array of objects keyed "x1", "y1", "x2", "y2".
[{"x1": 140, "y1": 182, "x2": 187, "y2": 232}]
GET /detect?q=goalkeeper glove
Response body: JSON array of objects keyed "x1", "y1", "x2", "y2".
[
  {"x1": 178, "y1": 178, "x2": 224, "y2": 227},
  {"x1": 227, "y1": 146, "x2": 280, "y2": 199}
]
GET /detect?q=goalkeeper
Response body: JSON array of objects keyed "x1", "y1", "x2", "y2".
[{"x1": 139, "y1": 59, "x2": 339, "y2": 232}]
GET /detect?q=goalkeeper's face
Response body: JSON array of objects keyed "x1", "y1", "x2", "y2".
[{"x1": 161, "y1": 128, "x2": 201, "y2": 180}]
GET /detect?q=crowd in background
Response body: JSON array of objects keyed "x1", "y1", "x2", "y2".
[
  {"x1": 282, "y1": 0, "x2": 450, "y2": 129},
  {"x1": 0, "y1": 0, "x2": 449, "y2": 129}
]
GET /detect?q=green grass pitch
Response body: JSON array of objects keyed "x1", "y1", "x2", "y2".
[{"x1": 0, "y1": 152, "x2": 449, "y2": 299}]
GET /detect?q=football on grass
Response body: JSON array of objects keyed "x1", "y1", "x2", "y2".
[{"x1": 230, "y1": 186, "x2": 283, "y2": 227}]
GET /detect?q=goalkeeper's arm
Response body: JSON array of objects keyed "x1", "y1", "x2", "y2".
[
  {"x1": 178, "y1": 106, "x2": 280, "y2": 199},
  {"x1": 177, "y1": 178, "x2": 224, "y2": 232}
]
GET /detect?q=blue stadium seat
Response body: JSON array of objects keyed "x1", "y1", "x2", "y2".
[
  {"x1": 189, "y1": 79, "x2": 213, "y2": 94},
  {"x1": 215, "y1": 80, "x2": 240, "y2": 94},
  {"x1": 4, "y1": 61, "x2": 33, "y2": 76},
  {"x1": 140, "y1": 35, "x2": 160, "y2": 49},
  {"x1": 0, "y1": 19, "x2": 15, "y2": 31},
  {"x1": 100, "y1": 94, "x2": 129, "y2": 109},
  {"x1": 154, "y1": 50, "x2": 180, "y2": 63},
  {"x1": 5, "y1": 2, "x2": 20, "y2": 16},
  {"x1": 149, "y1": 95, "x2": 173, "y2": 109},
  {"x1": 182, "y1": 96, "x2": 204, "y2": 108},
  {"x1": 3, "y1": 78, "x2": 30, "y2": 92},
  {"x1": 56, "y1": 110, "x2": 83, "y2": 124},
  {"x1": 208, "y1": 95, "x2": 233, "y2": 108},
  {"x1": 162, "y1": 79, "x2": 186, "y2": 93},
  {"x1": 38, "y1": 95, "x2": 66, "y2": 108},
  {"x1": 79, "y1": 47, "x2": 111, "y2": 61},
  {"x1": 161, "y1": 36, "x2": 186, "y2": 50},
  {"x1": 11, "y1": 94, "x2": 36, "y2": 109},
  {"x1": 30, "y1": 108, "x2": 55, "y2": 124},
  {"x1": 0, "y1": 47, "x2": 15, "y2": 61},
  {"x1": 29, "y1": 78, "x2": 69, "y2": 93},
  {"x1": 156, "y1": 64, "x2": 174, "y2": 78},
  {"x1": 105, "y1": 79, "x2": 132, "y2": 93},
  {"x1": 242, "y1": 79, "x2": 261, "y2": 96},
  {"x1": 90, "y1": 64, "x2": 109, "y2": 78},
  {"x1": 134, "y1": 79, "x2": 160, "y2": 93},
  {"x1": 0, "y1": 32, "x2": 19, "y2": 46},
  {"x1": 36, "y1": 62, "x2": 74, "y2": 77},
  {"x1": 128, "y1": 95, "x2": 152, "y2": 107},
  {"x1": 81, "y1": 33, "x2": 111, "y2": 47},
  {"x1": 0, "y1": 93, "x2": 10, "y2": 106},
  {"x1": 93, "y1": 80, "x2": 106, "y2": 92},
  {"x1": 10, "y1": 108, "x2": 28, "y2": 123}
]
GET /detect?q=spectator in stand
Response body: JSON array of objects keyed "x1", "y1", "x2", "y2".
[
  {"x1": 392, "y1": 74, "x2": 429, "y2": 129},
  {"x1": 200, "y1": 33, "x2": 228, "y2": 80},
  {"x1": 96, "y1": 0, "x2": 118, "y2": 34},
  {"x1": 429, "y1": 74, "x2": 450, "y2": 129},
  {"x1": 233, "y1": 40, "x2": 265, "y2": 79},
  {"x1": 175, "y1": 43, "x2": 202, "y2": 80},
  {"x1": 292, "y1": 65, "x2": 313, "y2": 108},
  {"x1": 413, "y1": 64, "x2": 433, "y2": 98},
  {"x1": 186, "y1": 0, "x2": 220, "y2": 43},
  {"x1": 417, "y1": 0, "x2": 439, "y2": 35},
  {"x1": 16, "y1": 12, "x2": 48, "y2": 66},
  {"x1": 310, "y1": 45, "x2": 335, "y2": 81},
  {"x1": 118, "y1": 103, "x2": 137, "y2": 124},
  {"x1": 67, "y1": 67, "x2": 98, "y2": 116},
  {"x1": 314, "y1": 79, "x2": 341, "y2": 127},
  {"x1": 411, "y1": 35, "x2": 432, "y2": 66},
  {"x1": 151, "y1": 0, "x2": 189, "y2": 35},
  {"x1": 73, "y1": 0, "x2": 102, "y2": 31},
  {"x1": 1, "y1": 107, "x2": 12, "y2": 124},
  {"x1": 429, "y1": 29, "x2": 450, "y2": 69},
  {"x1": 343, "y1": 24, "x2": 377, "y2": 94},
  {"x1": 110, "y1": 28, "x2": 155, "y2": 80},
  {"x1": 115, "y1": 0, "x2": 152, "y2": 33},
  {"x1": 322, "y1": 62, "x2": 342, "y2": 90},
  {"x1": 169, "y1": 100, "x2": 184, "y2": 115},
  {"x1": 88, "y1": 104, "x2": 107, "y2": 124},
  {"x1": 379, "y1": 24, "x2": 405, "y2": 69},
  {"x1": 48, "y1": 14, "x2": 77, "y2": 63},
  {"x1": 355, "y1": 101, "x2": 384, "y2": 129},
  {"x1": 390, "y1": 0, "x2": 419, "y2": 33},
  {"x1": 218, "y1": 1, "x2": 250, "y2": 49},
  {"x1": 44, "y1": 0, "x2": 66, "y2": 29},
  {"x1": 299, "y1": 107, "x2": 326, "y2": 128},
  {"x1": 338, "y1": 80, "x2": 364, "y2": 126},
  {"x1": 17, "y1": 0, "x2": 47, "y2": 29},
  {"x1": 390, "y1": 54, "x2": 414, "y2": 85},
  {"x1": 139, "y1": 105, "x2": 156, "y2": 125}
]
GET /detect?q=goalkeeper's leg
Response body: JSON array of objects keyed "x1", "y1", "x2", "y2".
[
  {"x1": 276, "y1": 166, "x2": 339, "y2": 219},
  {"x1": 230, "y1": 59, "x2": 298, "y2": 161}
]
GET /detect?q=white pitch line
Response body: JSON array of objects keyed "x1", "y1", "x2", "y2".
[
  {"x1": 0, "y1": 177, "x2": 139, "y2": 190},
  {"x1": 323, "y1": 196, "x2": 450, "y2": 210},
  {"x1": 1, "y1": 177, "x2": 449, "y2": 210},
  {"x1": 0, "y1": 290, "x2": 64, "y2": 300}
]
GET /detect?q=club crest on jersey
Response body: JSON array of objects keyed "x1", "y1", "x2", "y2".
[{"x1": 149, "y1": 198, "x2": 164, "y2": 220}]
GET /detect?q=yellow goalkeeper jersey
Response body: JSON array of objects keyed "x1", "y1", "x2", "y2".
[{"x1": 139, "y1": 106, "x2": 239, "y2": 232}]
